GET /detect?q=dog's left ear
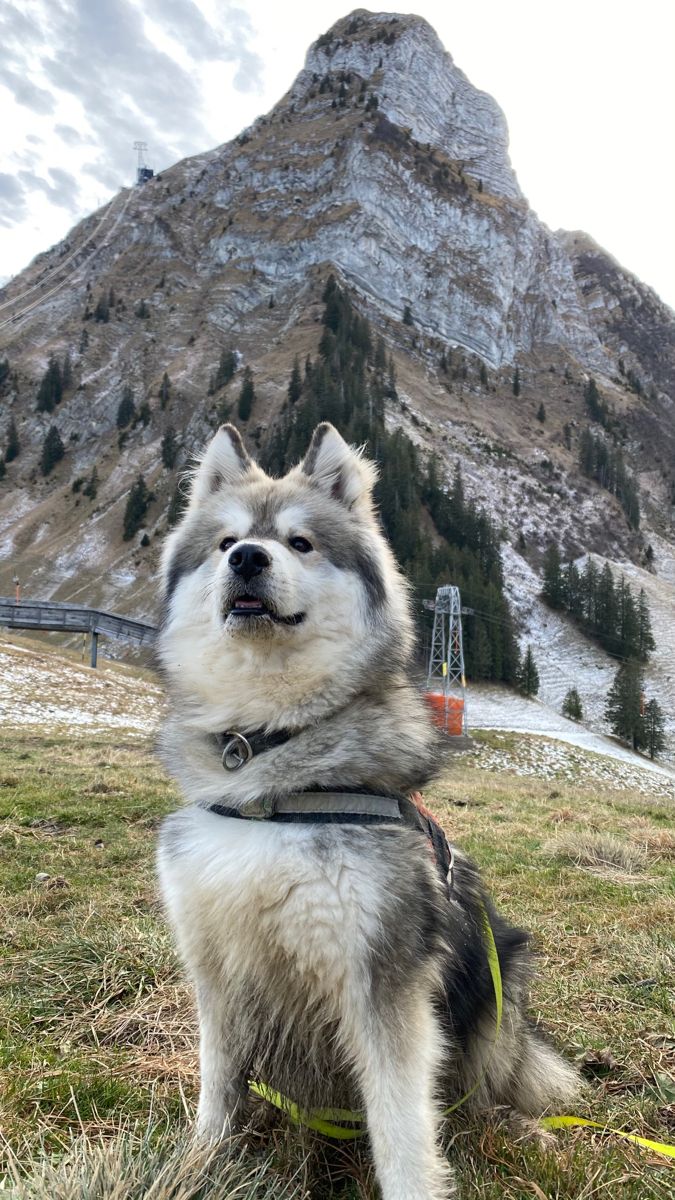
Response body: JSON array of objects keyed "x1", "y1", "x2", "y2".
[{"x1": 300, "y1": 423, "x2": 377, "y2": 511}]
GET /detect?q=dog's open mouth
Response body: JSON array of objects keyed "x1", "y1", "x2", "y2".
[{"x1": 228, "y1": 596, "x2": 305, "y2": 625}]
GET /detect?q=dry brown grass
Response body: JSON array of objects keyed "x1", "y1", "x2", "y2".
[
  {"x1": 542, "y1": 832, "x2": 650, "y2": 878},
  {"x1": 1, "y1": 722, "x2": 674, "y2": 1198}
]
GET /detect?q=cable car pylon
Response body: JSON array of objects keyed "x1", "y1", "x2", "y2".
[{"x1": 424, "y1": 585, "x2": 467, "y2": 735}]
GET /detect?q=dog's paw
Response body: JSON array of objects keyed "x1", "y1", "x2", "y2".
[
  {"x1": 194, "y1": 1109, "x2": 240, "y2": 1147},
  {"x1": 498, "y1": 1108, "x2": 558, "y2": 1150}
]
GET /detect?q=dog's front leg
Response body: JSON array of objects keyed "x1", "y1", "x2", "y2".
[
  {"x1": 343, "y1": 988, "x2": 454, "y2": 1200},
  {"x1": 194, "y1": 982, "x2": 247, "y2": 1143}
]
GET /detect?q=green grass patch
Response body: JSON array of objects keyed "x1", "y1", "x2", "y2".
[{"x1": 1, "y1": 727, "x2": 673, "y2": 1197}]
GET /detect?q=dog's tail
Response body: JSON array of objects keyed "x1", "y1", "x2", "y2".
[{"x1": 502, "y1": 1022, "x2": 581, "y2": 1115}]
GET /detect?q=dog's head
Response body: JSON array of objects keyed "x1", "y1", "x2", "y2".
[{"x1": 158, "y1": 423, "x2": 414, "y2": 728}]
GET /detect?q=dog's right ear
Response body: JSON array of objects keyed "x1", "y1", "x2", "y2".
[{"x1": 190, "y1": 424, "x2": 253, "y2": 505}]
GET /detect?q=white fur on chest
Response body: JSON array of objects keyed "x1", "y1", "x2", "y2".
[{"x1": 158, "y1": 808, "x2": 382, "y2": 996}]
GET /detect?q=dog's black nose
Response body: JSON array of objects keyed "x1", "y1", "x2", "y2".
[{"x1": 229, "y1": 542, "x2": 271, "y2": 582}]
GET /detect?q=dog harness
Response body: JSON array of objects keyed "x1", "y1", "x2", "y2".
[
  {"x1": 208, "y1": 727, "x2": 454, "y2": 883},
  {"x1": 205, "y1": 730, "x2": 675, "y2": 1160}
]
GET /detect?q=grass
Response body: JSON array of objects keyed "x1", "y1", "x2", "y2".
[{"x1": 1, "y1": 726, "x2": 673, "y2": 1198}]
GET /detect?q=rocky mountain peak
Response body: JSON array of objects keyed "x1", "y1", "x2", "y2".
[
  {"x1": 0, "y1": 8, "x2": 674, "y2": 747},
  {"x1": 296, "y1": 10, "x2": 520, "y2": 200}
]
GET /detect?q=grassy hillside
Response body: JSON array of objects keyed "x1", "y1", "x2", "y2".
[{"x1": 1, "y1": 718, "x2": 673, "y2": 1198}]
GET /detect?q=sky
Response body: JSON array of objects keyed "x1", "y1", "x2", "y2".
[{"x1": 1, "y1": 0, "x2": 674, "y2": 308}]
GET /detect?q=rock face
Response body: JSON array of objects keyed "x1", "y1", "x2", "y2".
[
  {"x1": 0, "y1": 9, "x2": 673, "y2": 748},
  {"x1": 302, "y1": 12, "x2": 521, "y2": 200}
]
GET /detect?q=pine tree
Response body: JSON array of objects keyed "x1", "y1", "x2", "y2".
[
  {"x1": 116, "y1": 386, "x2": 136, "y2": 429},
  {"x1": 0, "y1": 358, "x2": 9, "y2": 388},
  {"x1": 581, "y1": 557, "x2": 599, "y2": 626},
  {"x1": 583, "y1": 376, "x2": 614, "y2": 428},
  {"x1": 579, "y1": 427, "x2": 595, "y2": 476},
  {"x1": 93, "y1": 293, "x2": 109, "y2": 322},
  {"x1": 512, "y1": 367, "x2": 520, "y2": 397},
  {"x1": 517, "y1": 646, "x2": 539, "y2": 697},
  {"x1": 0, "y1": 455, "x2": 5, "y2": 480},
  {"x1": 159, "y1": 372, "x2": 171, "y2": 409},
  {"x1": 374, "y1": 336, "x2": 387, "y2": 374},
  {"x1": 123, "y1": 474, "x2": 151, "y2": 540},
  {"x1": 209, "y1": 348, "x2": 237, "y2": 394},
  {"x1": 5, "y1": 416, "x2": 20, "y2": 463},
  {"x1": 402, "y1": 305, "x2": 414, "y2": 326},
  {"x1": 36, "y1": 356, "x2": 63, "y2": 413},
  {"x1": 616, "y1": 575, "x2": 639, "y2": 658},
  {"x1": 562, "y1": 687, "x2": 583, "y2": 721},
  {"x1": 542, "y1": 543, "x2": 564, "y2": 608},
  {"x1": 596, "y1": 563, "x2": 618, "y2": 651},
  {"x1": 40, "y1": 425, "x2": 65, "y2": 475},
  {"x1": 536, "y1": 401, "x2": 546, "y2": 422},
  {"x1": 605, "y1": 660, "x2": 644, "y2": 749},
  {"x1": 579, "y1": 428, "x2": 640, "y2": 528},
  {"x1": 288, "y1": 356, "x2": 302, "y2": 404},
  {"x1": 161, "y1": 426, "x2": 179, "y2": 469},
  {"x1": 82, "y1": 466, "x2": 98, "y2": 499},
  {"x1": 637, "y1": 589, "x2": 655, "y2": 660},
  {"x1": 564, "y1": 559, "x2": 583, "y2": 618},
  {"x1": 237, "y1": 366, "x2": 255, "y2": 421},
  {"x1": 643, "y1": 698, "x2": 666, "y2": 760}
]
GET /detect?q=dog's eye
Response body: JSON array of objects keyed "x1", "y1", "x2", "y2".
[
  {"x1": 289, "y1": 536, "x2": 313, "y2": 554},
  {"x1": 219, "y1": 536, "x2": 237, "y2": 552}
]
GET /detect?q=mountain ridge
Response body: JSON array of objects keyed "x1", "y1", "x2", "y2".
[{"x1": 0, "y1": 7, "x2": 673, "y2": 750}]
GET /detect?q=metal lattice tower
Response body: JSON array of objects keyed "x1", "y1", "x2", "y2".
[
  {"x1": 133, "y1": 141, "x2": 148, "y2": 171},
  {"x1": 426, "y1": 585, "x2": 467, "y2": 732},
  {"x1": 133, "y1": 141, "x2": 154, "y2": 185}
]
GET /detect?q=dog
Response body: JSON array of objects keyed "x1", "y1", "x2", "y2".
[{"x1": 156, "y1": 422, "x2": 578, "y2": 1200}]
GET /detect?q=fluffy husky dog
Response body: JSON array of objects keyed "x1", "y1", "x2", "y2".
[{"x1": 156, "y1": 423, "x2": 577, "y2": 1200}]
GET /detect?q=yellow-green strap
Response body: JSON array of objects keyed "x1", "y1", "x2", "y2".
[
  {"x1": 248, "y1": 1081, "x2": 364, "y2": 1139},
  {"x1": 248, "y1": 901, "x2": 675, "y2": 1162},
  {"x1": 540, "y1": 1115, "x2": 675, "y2": 1160}
]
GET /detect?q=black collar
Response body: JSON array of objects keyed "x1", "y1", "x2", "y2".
[{"x1": 218, "y1": 727, "x2": 295, "y2": 771}]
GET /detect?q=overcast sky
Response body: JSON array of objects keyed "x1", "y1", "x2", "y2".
[{"x1": 1, "y1": 0, "x2": 673, "y2": 308}]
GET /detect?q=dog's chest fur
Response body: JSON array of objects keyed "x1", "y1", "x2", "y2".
[
  {"x1": 159, "y1": 808, "x2": 383, "y2": 989},
  {"x1": 158, "y1": 807, "x2": 448, "y2": 1106}
]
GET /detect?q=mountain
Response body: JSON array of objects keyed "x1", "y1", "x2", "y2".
[{"x1": 0, "y1": 9, "x2": 673, "y2": 748}]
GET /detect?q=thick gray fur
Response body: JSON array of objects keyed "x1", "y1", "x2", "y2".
[{"x1": 156, "y1": 423, "x2": 579, "y2": 1200}]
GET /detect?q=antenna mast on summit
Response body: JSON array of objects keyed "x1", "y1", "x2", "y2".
[{"x1": 133, "y1": 141, "x2": 154, "y2": 185}]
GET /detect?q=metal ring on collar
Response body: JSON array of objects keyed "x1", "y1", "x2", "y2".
[{"x1": 222, "y1": 732, "x2": 253, "y2": 771}]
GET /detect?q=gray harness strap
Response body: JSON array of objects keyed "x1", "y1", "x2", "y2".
[{"x1": 207, "y1": 790, "x2": 402, "y2": 824}]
